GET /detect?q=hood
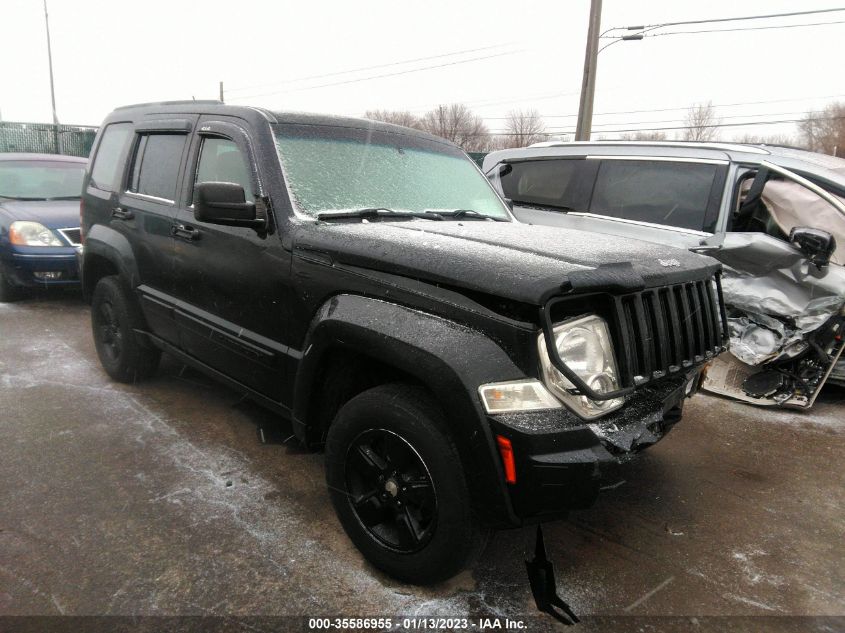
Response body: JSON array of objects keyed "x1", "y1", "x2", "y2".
[
  {"x1": 0, "y1": 199, "x2": 80, "y2": 229},
  {"x1": 294, "y1": 219, "x2": 720, "y2": 304}
]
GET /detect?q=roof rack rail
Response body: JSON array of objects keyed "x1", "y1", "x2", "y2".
[{"x1": 114, "y1": 100, "x2": 223, "y2": 110}]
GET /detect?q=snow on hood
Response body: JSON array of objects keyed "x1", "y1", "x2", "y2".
[{"x1": 293, "y1": 219, "x2": 720, "y2": 305}]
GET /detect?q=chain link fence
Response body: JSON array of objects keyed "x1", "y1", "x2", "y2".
[{"x1": 0, "y1": 121, "x2": 98, "y2": 158}]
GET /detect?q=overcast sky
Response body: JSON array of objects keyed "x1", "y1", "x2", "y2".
[{"x1": 2, "y1": 0, "x2": 844, "y2": 141}]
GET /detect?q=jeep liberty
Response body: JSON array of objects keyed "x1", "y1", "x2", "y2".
[{"x1": 81, "y1": 101, "x2": 728, "y2": 584}]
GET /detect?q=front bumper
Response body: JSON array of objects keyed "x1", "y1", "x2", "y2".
[
  {"x1": 487, "y1": 371, "x2": 700, "y2": 522},
  {"x1": 2, "y1": 245, "x2": 80, "y2": 288}
]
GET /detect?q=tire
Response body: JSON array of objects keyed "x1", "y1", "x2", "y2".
[
  {"x1": 325, "y1": 383, "x2": 489, "y2": 584},
  {"x1": 0, "y1": 265, "x2": 20, "y2": 303},
  {"x1": 91, "y1": 276, "x2": 160, "y2": 383}
]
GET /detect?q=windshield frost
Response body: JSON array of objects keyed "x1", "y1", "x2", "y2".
[
  {"x1": 274, "y1": 127, "x2": 509, "y2": 219},
  {"x1": 0, "y1": 161, "x2": 85, "y2": 200}
]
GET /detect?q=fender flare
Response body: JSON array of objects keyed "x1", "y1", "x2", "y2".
[
  {"x1": 82, "y1": 224, "x2": 140, "y2": 297},
  {"x1": 293, "y1": 294, "x2": 526, "y2": 526}
]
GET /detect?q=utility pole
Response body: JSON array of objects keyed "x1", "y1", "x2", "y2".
[
  {"x1": 43, "y1": 0, "x2": 61, "y2": 154},
  {"x1": 219, "y1": 81, "x2": 224, "y2": 103},
  {"x1": 575, "y1": 0, "x2": 602, "y2": 141}
]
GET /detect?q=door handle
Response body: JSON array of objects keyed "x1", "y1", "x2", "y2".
[
  {"x1": 171, "y1": 224, "x2": 200, "y2": 241},
  {"x1": 112, "y1": 207, "x2": 134, "y2": 220}
]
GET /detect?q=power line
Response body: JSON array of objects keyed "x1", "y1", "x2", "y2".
[
  {"x1": 603, "y1": 7, "x2": 845, "y2": 33},
  {"x1": 478, "y1": 94, "x2": 845, "y2": 120},
  {"x1": 482, "y1": 114, "x2": 844, "y2": 136},
  {"x1": 225, "y1": 43, "x2": 518, "y2": 94},
  {"x1": 228, "y1": 49, "x2": 523, "y2": 101},
  {"x1": 555, "y1": 110, "x2": 815, "y2": 129},
  {"x1": 643, "y1": 18, "x2": 845, "y2": 37}
]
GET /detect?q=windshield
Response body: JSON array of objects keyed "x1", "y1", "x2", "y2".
[
  {"x1": 0, "y1": 160, "x2": 86, "y2": 200},
  {"x1": 273, "y1": 123, "x2": 510, "y2": 219}
]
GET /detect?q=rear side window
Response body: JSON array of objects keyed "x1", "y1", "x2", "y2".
[
  {"x1": 497, "y1": 159, "x2": 591, "y2": 210},
  {"x1": 590, "y1": 160, "x2": 720, "y2": 231},
  {"x1": 89, "y1": 123, "x2": 132, "y2": 192},
  {"x1": 195, "y1": 137, "x2": 253, "y2": 199},
  {"x1": 129, "y1": 133, "x2": 187, "y2": 201}
]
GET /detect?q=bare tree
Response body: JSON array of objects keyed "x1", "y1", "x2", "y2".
[
  {"x1": 499, "y1": 109, "x2": 546, "y2": 148},
  {"x1": 683, "y1": 101, "x2": 720, "y2": 142},
  {"x1": 733, "y1": 133, "x2": 801, "y2": 148},
  {"x1": 619, "y1": 131, "x2": 669, "y2": 141},
  {"x1": 798, "y1": 101, "x2": 845, "y2": 156},
  {"x1": 420, "y1": 104, "x2": 491, "y2": 152},
  {"x1": 363, "y1": 110, "x2": 423, "y2": 130}
]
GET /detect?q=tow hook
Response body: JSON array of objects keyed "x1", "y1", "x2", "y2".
[{"x1": 525, "y1": 525, "x2": 579, "y2": 626}]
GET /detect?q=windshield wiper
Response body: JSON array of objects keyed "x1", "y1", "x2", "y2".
[
  {"x1": 428, "y1": 209, "x2": 509, "y2": 222},
  {"x1": 316, "y1": 208, "x2": 443, "y2": 221},
  {"x1": 514, "y1": 201, "x2": 578, "y2": 213},
  {"x1": 44, "y1": 195, "x2": 81, "y2": 201}
]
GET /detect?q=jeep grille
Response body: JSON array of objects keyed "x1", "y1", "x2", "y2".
[{"x1": 614, "y1": 276, "x2": 728, "y2": 386}]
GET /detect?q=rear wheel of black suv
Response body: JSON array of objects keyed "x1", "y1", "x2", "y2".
[
  {"x1": 325, "y1": 383, "x2": 488, "y2": 584},
  {"x1": 91, "y1": 276, "x2": 161, "y2": 383}
]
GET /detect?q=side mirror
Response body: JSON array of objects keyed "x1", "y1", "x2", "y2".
[
  {"x1": 194, "y1": 182, "x2": 265, "y2": 230},
  {"x1": 789, "y1": 226, "x2": 835, "y2": 269}
]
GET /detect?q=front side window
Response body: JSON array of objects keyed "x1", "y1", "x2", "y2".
[
  {"x1": 273, "y1": 124, "x2": 509, "y2": 219},
  {"x1": 195, "y1": 137, "x2": 253, "y2": 199},
  {"x1": 590, "y1": 160, "x2": 720, "y2": 231},
  {"x1": 90, "y1": 122, "x2": 132, "y2": 192},
  {"x1": 0, "y1": 160, "x2": 85, "y2": 200},
  {"x1": 734, "y1": 171, "x2": 845, "y2": 264},
  {"x1": 129, "y1": 133, "x2": 187, "y2": 201}
]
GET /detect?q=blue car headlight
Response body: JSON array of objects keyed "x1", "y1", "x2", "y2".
[{"x1": 10, "y1": 221, "x2": 63, "y2": 247}]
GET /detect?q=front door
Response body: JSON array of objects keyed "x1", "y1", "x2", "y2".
[{"x1": 170, "y1": 118, "x2": 290, "y2": 400}]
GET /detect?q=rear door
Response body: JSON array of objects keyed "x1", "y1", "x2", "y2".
[
  {"x1": 169, "y1": 117, "x2": 289, "y2": 399},
  {"x1": 118, "y1": 118, "x2": 196, "y2": 344}
]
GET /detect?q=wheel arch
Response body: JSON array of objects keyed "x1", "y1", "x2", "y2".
[
  {"x1": 82, "y1": 224, "x2": 139, "y2": 301},
  {"x1": 293, "y1": 294, "x2": 525, "y2": 526}
]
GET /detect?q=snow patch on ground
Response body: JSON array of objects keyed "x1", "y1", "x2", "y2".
[{"x1": 731, "y1": 550, "x2": 785, "y2": 587}]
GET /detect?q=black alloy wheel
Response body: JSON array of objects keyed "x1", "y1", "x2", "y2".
[
  {"x1": 91, "y1": 276, "x2": 160, "y2": 383},
  {"x1": 325, "y1": 383, "x2": 489, "y2": 584},
  {"x1": 345, "y1": 428, "x2": 437, "y2": 553},
  {"x1": 96, "y1": 299, "x2": 124, "y2": 363}
]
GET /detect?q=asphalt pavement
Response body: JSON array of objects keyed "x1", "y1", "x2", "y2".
[{"x1": 0, "y1": 293, "x2": 843, "y2": 633}]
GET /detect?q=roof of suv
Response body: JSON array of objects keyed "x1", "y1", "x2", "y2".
[
  {"x1": 107, "y1": 101, "x2": 454, "y2": 148},
  {"x1": 484, "y1": 140, "x2": 845, "y2": 188}
]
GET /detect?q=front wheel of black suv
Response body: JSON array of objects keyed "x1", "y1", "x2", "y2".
[
  {"x1": 91, "y1": 276, "x2": 161, "y2": 383},
  {"x1": 325, "y1": 383, "x2": 489, "y2": 584}
]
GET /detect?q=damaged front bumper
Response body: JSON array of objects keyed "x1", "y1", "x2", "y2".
[{"x1": 487, "y1": 372, "x2": 700, "y2": 523}]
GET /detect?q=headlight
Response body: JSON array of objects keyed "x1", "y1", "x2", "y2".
[
  {"x1": 9, "y1": 221, "x2": 63, "y2": 247},
  {"x1": 537, "y1": 314, "x2": 624, "y2": 419}
]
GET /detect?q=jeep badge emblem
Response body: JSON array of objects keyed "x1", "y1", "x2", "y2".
[{"x1": 658, "y1": 258, "x2": 681, "y2": 267}]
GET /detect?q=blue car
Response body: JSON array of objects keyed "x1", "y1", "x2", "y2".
[{"x1": 0, "y1": 153, "x2": 87, "y2": 301}]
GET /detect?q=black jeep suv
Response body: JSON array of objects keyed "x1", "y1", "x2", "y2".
[{"x1": 81, "y1": 101, "x2": 728, "y2": 584}]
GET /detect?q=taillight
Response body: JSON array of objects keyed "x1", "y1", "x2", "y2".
[{"x1": 496, "y1": 435, "x2": 517, "y2": 484}]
